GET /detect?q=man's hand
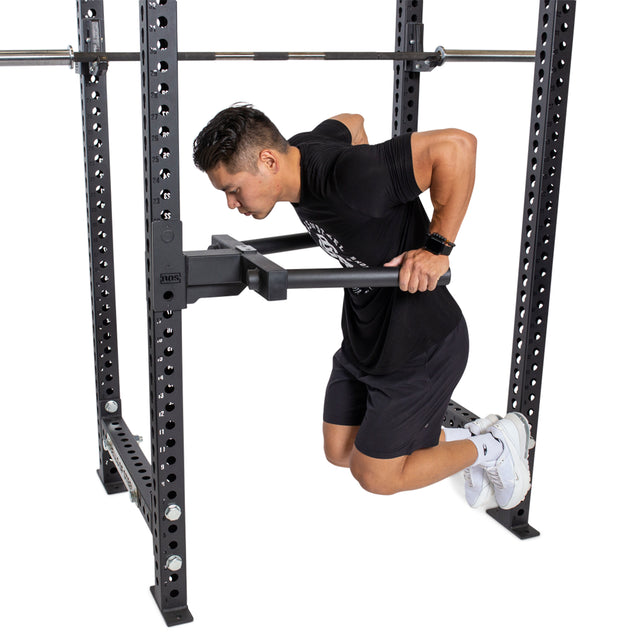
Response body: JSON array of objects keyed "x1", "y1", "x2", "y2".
[{"x1": 384, "y1": 249, "x2": 449, "y2": 293}]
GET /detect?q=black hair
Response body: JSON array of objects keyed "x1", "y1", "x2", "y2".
[{"x1": 192, "y1": 104, "x2": 288, "y2": 173}]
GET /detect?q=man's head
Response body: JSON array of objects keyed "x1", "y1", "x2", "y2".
[{"x1": 193, "y1": 105, "x2": 293, "y2": 219}]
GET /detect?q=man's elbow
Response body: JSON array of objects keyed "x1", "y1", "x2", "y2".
[
  {"x1": 342, "y1": 113, "x2": 365, "y2": 127},
  {"x1": 331, "y1": 113, "x2": 368, "y2": 145},
  {"x1": 352, "y1": 114, "x2": 368, "y2": 145},
  {"x1": 449, "y1": 128, "x2": 477, "y2": 157},
  {"x1": 437, "y1": 129, "x2": 477, "y2": 169}
]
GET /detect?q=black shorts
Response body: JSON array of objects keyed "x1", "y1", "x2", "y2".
[{"x1": 323, "y1": 317, "x2": 469, "y2": 459}]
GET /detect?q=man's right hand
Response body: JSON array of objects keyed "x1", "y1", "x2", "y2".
[{"x1": 384, "y1": 249, "x2": 449, "y2": 293}]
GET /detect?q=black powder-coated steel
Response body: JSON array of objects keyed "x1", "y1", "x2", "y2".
[
  {"x1": 486, "y1": 0, "x2": 575, "y2": 539},
  {"x1": 139, "y1": 0, "x2": 193, "y2": 625},
  {"x1": 76, "y1": 0, "x2": 127, "y2": 495},
  {"x1": 392, "y1": 0, "x2": 424, "y2": 137}
]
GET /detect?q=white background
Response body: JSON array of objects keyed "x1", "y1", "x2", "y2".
[{"x1": 1, "y1": 1, "x2": 638, "y2": 638}]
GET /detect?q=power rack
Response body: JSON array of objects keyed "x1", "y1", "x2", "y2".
[{"x1": 2, "y1": 0, "x2": 575, "y2": 626}]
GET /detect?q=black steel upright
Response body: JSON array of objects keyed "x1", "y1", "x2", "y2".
[
  {"x1": 486, "y1": 0, "x2": 575, "y2": 538},
  {"x1": 76, "y1": 0, "x2": 126, "y2": 495},
  {"x1": 392, "y1": 0, "x2": 479, "y2": 431},
  {"x1": 392, "y1": 0, "x2": 424, "y2": 137},
  {"x1": 139, "y1": 0, "x2": 192, "y2": 625}
]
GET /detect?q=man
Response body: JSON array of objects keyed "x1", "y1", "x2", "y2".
[{"x1": 193, "y1": 104, "x2": 531, "y2": 510}]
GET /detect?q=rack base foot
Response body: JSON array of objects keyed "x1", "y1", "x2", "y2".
[
  {"x1": 486, "y1": 507, "x2": 540, "y2": 539},
  {"x1": 96, "y1": 469, "x2": 127, "y2": 495},
  {"x1": 150, "y1": 586, "x2": 194, "y2": 626}
]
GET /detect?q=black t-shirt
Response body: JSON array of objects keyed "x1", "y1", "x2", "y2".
[{"x1": 288, "y1": 119, "x2": 462, "y2": 374}]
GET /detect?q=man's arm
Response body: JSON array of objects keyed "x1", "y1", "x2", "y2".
[
  {"x1": 385, "y1": 129, "x2": 477, "y2": 292},
  {"x1": 330, "y1": 113, "x2": 369, "y2": 145}
]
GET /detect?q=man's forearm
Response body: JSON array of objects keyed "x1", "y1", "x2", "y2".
[{"x1": 426, "y1": 132, "x2": 476, "y2": 243}]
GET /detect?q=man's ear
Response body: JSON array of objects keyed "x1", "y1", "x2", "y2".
[{"x1": 258, "y1": 149, "x2": 279, "y2": 173}]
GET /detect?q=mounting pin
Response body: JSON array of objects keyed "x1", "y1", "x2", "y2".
[{"x1": 165, "y1": 555, "x2": 183, "y2": 571}]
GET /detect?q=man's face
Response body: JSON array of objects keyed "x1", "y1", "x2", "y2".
[{"x1": 206, "y1": 161, "x2": 278, "y2": 220}]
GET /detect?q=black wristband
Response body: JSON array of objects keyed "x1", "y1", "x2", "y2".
[{"x1": 425, "y1": 232, "x2": 455, "y2": 256}]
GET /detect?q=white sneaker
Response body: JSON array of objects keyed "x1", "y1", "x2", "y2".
[
  {"x1": 463, "y1": 415, "x2": 501, "y2": 508},
  {"x1": 482, "y1": 413, "x2": 532, "y2": 510}
]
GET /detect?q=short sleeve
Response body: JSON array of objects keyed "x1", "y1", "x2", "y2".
[
  {"x1": 289, "y1": 119, "x2": 352, "y2": 146},
  {"x1": 333, "y1": 134, "x2": 422, "y2": 217}
]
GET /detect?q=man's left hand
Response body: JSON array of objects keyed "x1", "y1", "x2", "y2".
[{"x1": 384, "y1": 249, "x2": 449, "y2": 293}]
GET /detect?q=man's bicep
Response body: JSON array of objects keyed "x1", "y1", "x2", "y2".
[{"x1": 410, "y1": 129, "x2": 478, "y2": 193}]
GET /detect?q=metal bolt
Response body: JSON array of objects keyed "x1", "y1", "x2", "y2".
[
  {"x1": 165, "y1": 555, "x2": 183, "y2": 571},
  {"x1": 164, "y1": 504, "x2": 182, "y2": 521},
  {"x1": 104, "y1": 400, "x2": 119, "y2": 414}
]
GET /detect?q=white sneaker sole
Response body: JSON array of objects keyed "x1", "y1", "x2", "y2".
[
  {"x1": 464, "y1": 415, "x2": 502, "y2": 507},
  {"x1": 492, "y1": 413, "x2": 532, "y2": 510}
]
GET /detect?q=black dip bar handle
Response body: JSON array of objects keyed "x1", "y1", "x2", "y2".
[{"x1": 247, "y1": 267, "x2": 451, "y2": 291}]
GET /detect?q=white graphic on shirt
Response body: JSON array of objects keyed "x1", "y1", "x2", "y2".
[{"x1": 302, "y1": 220, "x2": 371, "y2": 295}]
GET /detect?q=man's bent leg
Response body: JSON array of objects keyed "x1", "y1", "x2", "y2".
[
  {"x1": 323, "y1": 421, "x2": 360, "y2": 468},
  {"x1": 350, "y1": 440, "x2": 477, "y2": 495}
]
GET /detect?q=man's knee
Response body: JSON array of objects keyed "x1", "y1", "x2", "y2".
[
  {"x1": 324, "y1": 444, "x2": 351, "y2": 468},
  {"x1": 323, "y1": 422, "x2": 358, "y2": 468},
  {"x1": 350, "y1": 452, "x2": 404, "y2": 495},
  {"x1": 351, "y1": 468, "x2": 398, "y2": 495}
]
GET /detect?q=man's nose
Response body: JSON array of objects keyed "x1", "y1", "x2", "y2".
[{"x1": 226, "y1": 194, "x2": 239, "y2": 209}]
